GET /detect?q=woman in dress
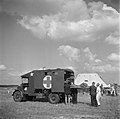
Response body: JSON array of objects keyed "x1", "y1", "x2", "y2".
[{"x1": 96, "y1": 83, "x2": 101, "y2": 106}]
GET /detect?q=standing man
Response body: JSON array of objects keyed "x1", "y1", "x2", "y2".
[
  {"x1": 89, "y1": 82, "x2": 97, "y2": 107},
  {"x1": 100, "y1": 84, "x2": 104, "y2": 96},
  {"x1": 71, "y1": 88, "x2": 78, "y2": 104},
  {"x1": 64, "y1": 80, "x2": 71, "y2": 104},
  {"x1": 114, "y1": 84, "x2": 118, "y2": 96}
]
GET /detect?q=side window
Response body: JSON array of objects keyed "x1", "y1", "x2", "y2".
[
  {"x1": 45, "y1": 72, "x2": 47, "y2": 75},
  {"x1": 45, "y1": 72, "x2": 51, "y2": 75},
  {"x1": 53, "y1": 72, "x2": 58, "y2": 75},
  {"x1": 22, "y1": 78, "x2": 28, "y2": 83}
]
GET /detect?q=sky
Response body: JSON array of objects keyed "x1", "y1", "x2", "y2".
[{"x1": 0, "y1": 0, "x2": 120, "y2": 85}]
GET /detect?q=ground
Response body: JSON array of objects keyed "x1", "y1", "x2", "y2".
[{"x1": 0, "y1": 87, "x2": 120, "y2": 119}]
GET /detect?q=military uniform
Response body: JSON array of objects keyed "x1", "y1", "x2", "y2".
[
  {"x1": 71, "y1": 88, "x2": 78, "y2": 104},
  {"x1": 89, "y1": 83, "x2": 98, "y2": 107},
  {"x1": 64, "y1": 82, "x2": 71, "y2": 104}
]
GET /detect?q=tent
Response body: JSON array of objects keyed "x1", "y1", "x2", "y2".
[{"x1": 74, "y1": 73, "x2": 107, "y2": 87}]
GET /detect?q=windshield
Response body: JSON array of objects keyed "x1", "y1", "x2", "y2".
[{"x1": 21, "y1": 78, "x2": 28, "y2": 84}]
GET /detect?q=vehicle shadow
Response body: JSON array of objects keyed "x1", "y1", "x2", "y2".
[
  {"x1": 33, "y1": 98, "x2": 48, "y2": 102},
  {"x1": 24, "y1": 98, "x2": 48, "y2": 102},
  {"x1": 77, "y1": 101, "x2": 91, "y2": 106}
]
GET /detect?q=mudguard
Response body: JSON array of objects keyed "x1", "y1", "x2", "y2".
[{"x1": 12, "y1": 89, "x2": 23, "y2": 98}]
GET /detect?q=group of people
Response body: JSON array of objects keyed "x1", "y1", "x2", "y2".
[
  {"x1": 64, "y1": 80, "x2": 103, "y2": 106},
  {"x1": 64, "y1": 80, "x2": 118, "y2": 107},
  {"x1": 89, "y1": 82, "x2": 103, "y2": 107},
  {"x1": 109, "y1": 84, "x2": 118, "y2": 96}
]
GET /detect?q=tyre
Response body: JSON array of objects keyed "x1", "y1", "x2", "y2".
[
  {"x1": 13, "y1": 90, "x2": 23, "y2": 102},
  {"x1": 48, "y1": 93, "x2": 60, "y2": 104}
]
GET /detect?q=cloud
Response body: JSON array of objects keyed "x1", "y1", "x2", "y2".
[
  {"x1": 84, "y1": 63, "x2": 119, "y2": 73},
  {"x1": 58, "y1": 45, "x2": 80, "y2": 62},
  {"x1": 105, "y1": 31, "x2": 120, "y2": 45},
  {"x1": 0, "y1": 65, "x2": 7, "y2": 71},
  {"x1": 46, "y1": 0, "x2": 90, "y2": 21},
  {"x1": 46, "y1": 0, "x2": 120, "y2": 12},
  {"x1": 83, "y1": 47, "x2": 102, "y2": 64},
  {"x1": 107, "y1": 53, "x2": 120, "y2": 61},
  {"x1": 57, "y1": 45, "x2": 119, "y2": 73},
  {"x1": 18, "y1": 0, "x2": 119, "y2": 42},
  {"x1": 95, "y1": 59, "x2": 102, "y2": 63},
  {"x1": 88, "y1": 1, "x2": 104, "y2": 13},
  {"x1": 83, "y1": 47, "x2": 96, "y2": 61},
  {"x1": 60, "y1": 0, "x2": 90, "y2": 21},
  {"x1": 18, "y1": 16, "x2": 48, "y2": 39},
  {"x1": 102, "y1": 4, "x2": 119, "y2": 14},
  {"x1": 83, "y1": 48, "x2": 119, "y2": 73}
]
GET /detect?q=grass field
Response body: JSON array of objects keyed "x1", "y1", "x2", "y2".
[{"x1": 0, "y1": 87, "x2": 120, "y2": 119}]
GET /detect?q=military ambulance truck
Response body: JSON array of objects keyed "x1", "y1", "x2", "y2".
[{"x1": 12, "y1": 68, "x2": 75, "y2": 104}]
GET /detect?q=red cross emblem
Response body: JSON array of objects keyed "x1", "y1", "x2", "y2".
[{"x1": 43, "y1": 75, "x2": 52, "y2": 89}]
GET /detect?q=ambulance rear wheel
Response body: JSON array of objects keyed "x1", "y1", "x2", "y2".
[{"x1": 48, "y1": 93, "x2": 60, "y2": 104}]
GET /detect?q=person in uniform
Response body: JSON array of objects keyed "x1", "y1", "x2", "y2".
[
  {"x1": 64, "y1": 80, "x2": 71, "y2": 104},
  {"x1": 100, "y1": 84, "x2": 104, "y2": 96},
  {"x1": 114, "y1": 84, "x2": 118, "y2": 96},
  {"x1": 71, "y1": 88, "x2": 78, "y2": 104},
  {"x1": 89, "y1": 82, "x2": 97, "y2": 107}
]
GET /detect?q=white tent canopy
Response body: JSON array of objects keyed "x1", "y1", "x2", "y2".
[{"x1": 74, "y1": 73, "x2": 107, "y2": 87}]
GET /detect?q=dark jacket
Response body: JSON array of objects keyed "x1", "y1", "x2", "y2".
[
  {"x1": 89, "y1": 85, "x2": 97, "y2": 96},
  {"x1": 71, "y1": 88, "x2": 78, "y2": 94},
  {"x1": 64, "y1": 83, "x2": 71, "y2": 95}
]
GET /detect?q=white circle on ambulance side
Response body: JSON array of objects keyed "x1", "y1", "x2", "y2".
[{"x1": 43, "y1": 75, "x2": 52, "y2": 89}]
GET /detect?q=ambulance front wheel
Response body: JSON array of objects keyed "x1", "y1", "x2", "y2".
[
  {"x1": 48, "y1": 93, "x2": 60, "y2": 104},
  {"x1": 13, "y1": 90, "x2": 22, "y2": 102}
]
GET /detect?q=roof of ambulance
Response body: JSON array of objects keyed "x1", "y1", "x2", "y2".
[{"x1": 21, "y1": 68, "x2": 74, "y2": 78}]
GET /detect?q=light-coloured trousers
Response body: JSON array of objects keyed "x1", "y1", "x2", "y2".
[{"x1": 96, "y1": 93, "x2": 101, "y2": 105}]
